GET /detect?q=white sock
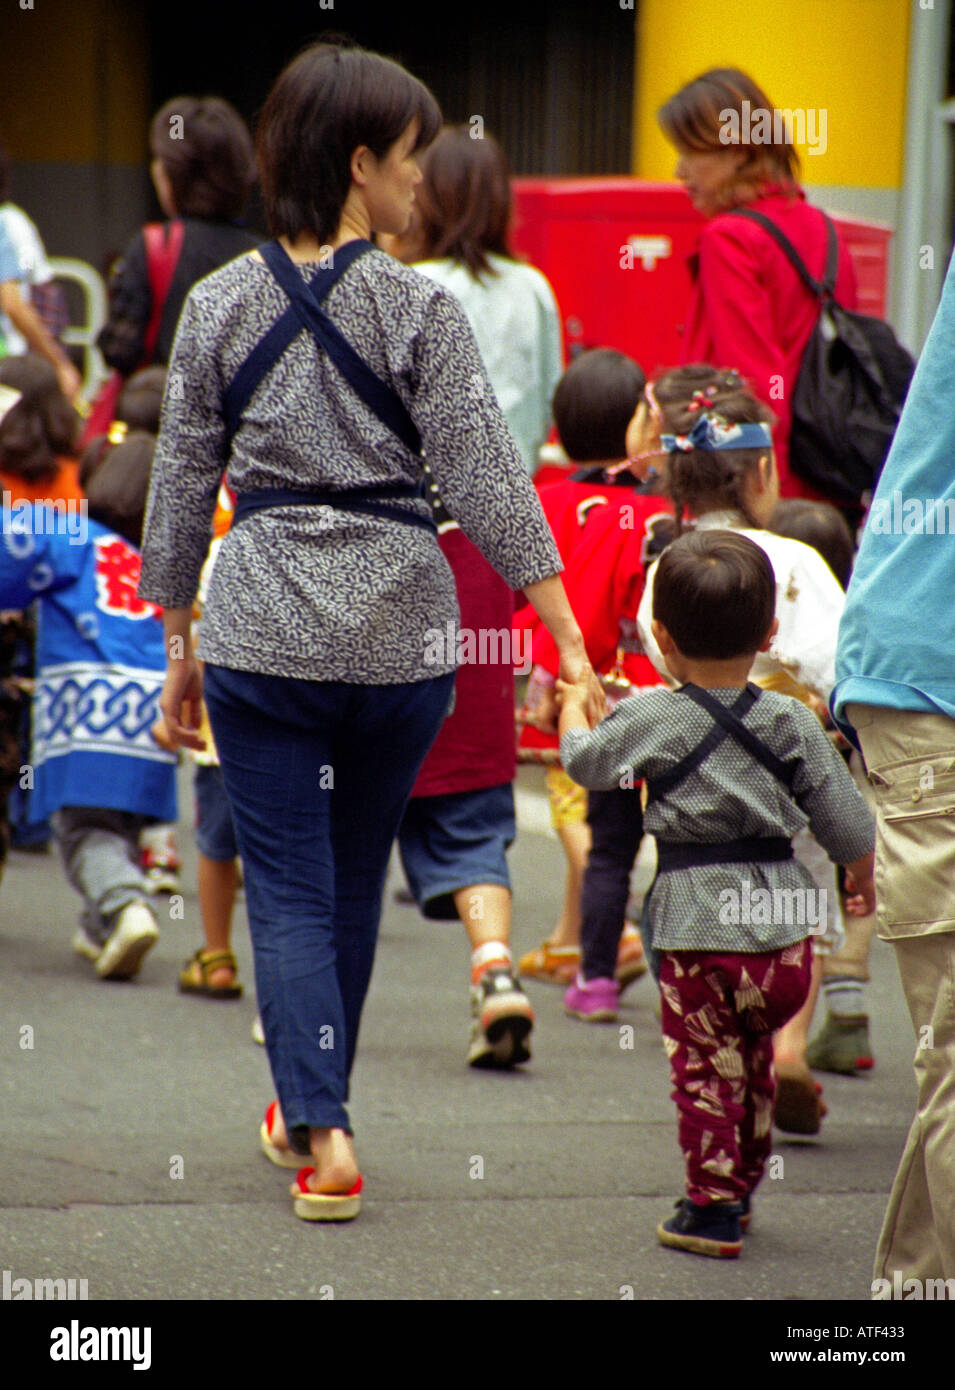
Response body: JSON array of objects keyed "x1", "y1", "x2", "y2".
[
  {"x1": 471, "y1": 941, "x2": 512, "y2": 975},
  {"x1": 823, "y1": 976, "x2": 866, "y2": 1019}
]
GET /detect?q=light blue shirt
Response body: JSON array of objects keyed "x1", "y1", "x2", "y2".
[
  {"x1": 413, "y1": 254, "x2": 563, "y2": 474},
  {"x1": 0, "y1": 223, "x2": 20, "y2": 283},
  {"x1": 833, "y1": 246, "x2": 955, "y2": 739}
]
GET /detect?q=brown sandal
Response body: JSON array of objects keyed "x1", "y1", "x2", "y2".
[{"x1": 178, "y1": 948, "x2": 242, "y2": 999}]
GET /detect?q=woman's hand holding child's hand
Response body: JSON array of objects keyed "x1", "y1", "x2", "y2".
[
  {"x1": 557, "y1": 650, "x2": 605, "y2": 730},
  {"x1": 556, "y1": 671, "x2": 604, "y2": 733}
]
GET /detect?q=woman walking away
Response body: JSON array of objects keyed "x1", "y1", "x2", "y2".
[
  {"x1": 139, "y1": 41, "x2": 601, "y2": 1222},
  {"x1": 658, "y1": 68, "x2": 857, "y2": 505},
  {"x1": 404, "y1": 124, "x2": 563, "y2": 475}
]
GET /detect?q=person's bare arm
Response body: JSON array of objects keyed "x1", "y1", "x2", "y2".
[{"x1": 0, "y1": 281, "x2": 81, "y2": 398}]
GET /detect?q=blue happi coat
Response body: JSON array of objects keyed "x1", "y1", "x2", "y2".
[{"x1": 0, "y1": 506, "x2": 176, "y2": 821}]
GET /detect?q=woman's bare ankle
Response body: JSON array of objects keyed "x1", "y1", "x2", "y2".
[{"x1": 307, "y1": 1127, "x2": 359, "y2": 1191}]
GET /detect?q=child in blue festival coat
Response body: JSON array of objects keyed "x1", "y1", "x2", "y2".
[{"x1": 0, "y1": 431, "x2": 176, "y2": 978}]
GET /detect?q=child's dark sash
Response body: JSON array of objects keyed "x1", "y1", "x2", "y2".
[
  {"x1": 647, "y1": 683, "x2": 800, "y2": 873},
  {"x1": 223, "y1": 239, "x2": 435, "y2": 535}
]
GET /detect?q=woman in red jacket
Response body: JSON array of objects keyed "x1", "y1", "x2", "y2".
[{"x1": 658, "y1": 67, "x2": 857, "y2": 502}]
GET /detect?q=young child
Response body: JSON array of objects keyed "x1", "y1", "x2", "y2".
[
  {"x1": 0, "y1": 431, "x2": 176, "y2": 977},
  {"x1": 395, "y1": 462, "x2": 534, "y2": 1068},
  {"x1": 0, "y1": 353, "x2": 84, "y2": 855},
  {"x1": 558, "y1": 528, "x2": 875, "y2": 1257},
  {"x1": 637, "y1": 375, "x2": 852, "y2": 1134},
  {"x1": 516, "y1": 348, "x2": 660, "y2": 992},
  {"x1": 174, "y1": 499, "x2": 244, "y2": 1002},
  {"x1": 82, "y1": 365, "x2": 183, "y2": 897}
]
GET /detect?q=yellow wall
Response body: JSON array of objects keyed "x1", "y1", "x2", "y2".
[
  {"x1": 0, "y1": 0, "x2": 149, "y2": 165},
  {"x1": 634, "y1": 0, "x2": 911, "y2": 188}
]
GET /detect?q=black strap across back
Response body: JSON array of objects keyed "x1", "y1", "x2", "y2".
[
  {"x1": 648, "y1": 683, "x2": 800, "y2": 874},
  {"x1": 224, "y1": 239, "x2": 435, "y2": 535}
]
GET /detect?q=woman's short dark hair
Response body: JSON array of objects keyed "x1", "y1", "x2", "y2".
[
  {"x1": 770, "y1": 498, "x2": 855, "y2": 590},
  {"x1": 0, "y1": 353, "x2": 79, "y2": 481},
  {"x1": 552, "y1": 349, "x2": 646, "y2": 463},
  {"x1": 256, "y1": 41, "x2": 442, "y2": 246},
  {"x1": 414, "y1": 125, "x2": 512, "y2": 277},
  {"x1": 653, "y1": 529, "x2": 776, "y2": 661},
  {"x1": 658, "y1": 67, "x2": 800, "y2": 210},
  {"x1": 80, "y1": 431, "x2": 155, "y2": 549},
  {"x1": 116, "y1": 366, "x2": 167, "y2": 436},
  {"x1": 150, "y1": 96, "x2": 256, "y2": 221}
]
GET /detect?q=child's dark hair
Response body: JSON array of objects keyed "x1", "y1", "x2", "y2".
[
  {"x1": 116, "y1": 366, "x2": 167, "y2": 436},
  {"x1": 552, "y1": 349, "x2": 646, "y2": 463},
  {"x1": 80, "y1": 431, "x2": 155, "y2": 548},
  {"x1": 769, "y1": 499, "x2": 854, "y2": 590},
  {"x1": 649, "y1": 364, "x2": 776, "y2": 531},
  {"x1": 0, "y1": 354, "x2": 79, "y2": 482},
  {"x1": 653, "y1": 529, "x2": 776, "y2": 660}
]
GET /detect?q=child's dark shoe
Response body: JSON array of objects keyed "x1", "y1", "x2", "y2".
[{"x1": 657, "y1": 1197, "x2": 743, "y2": 1258}]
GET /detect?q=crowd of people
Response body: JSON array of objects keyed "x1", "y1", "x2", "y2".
[{"x1": 0, "y1": 44, "x2": 950, "y2": 1291}]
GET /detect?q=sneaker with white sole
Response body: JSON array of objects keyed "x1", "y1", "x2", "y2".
[
  {"x1": 468, "y1": 967, "x2": 534, "y2": 1068},
  {"x1": 96, "y1": 901, "x2": 158, "y2": 980}
]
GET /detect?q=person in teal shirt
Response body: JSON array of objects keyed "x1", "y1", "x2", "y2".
[{"x1": 833, "y1": 245, "x2": 955, "y2": 1295}]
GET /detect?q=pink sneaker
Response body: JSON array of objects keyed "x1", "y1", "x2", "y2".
[{"x1": 563, "y1": 974, "x2": 619, "y2": 1022}]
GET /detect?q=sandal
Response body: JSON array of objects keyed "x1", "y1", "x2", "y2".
[
  {"x1": 178, "y1": 948, "x2": 242, "y2": 999},
  {"x1": 260, "y1": 1101, "x2": 302, "y2": 1169},
  {"x1": 774, "y1": 1067, "x2": 826, "y2": 1135},
  {"x1": 291, "y1": 1167, "x2": 363, "y2": 1222}
]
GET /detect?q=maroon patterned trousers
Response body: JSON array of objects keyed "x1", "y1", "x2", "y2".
[{"x1": 659, "y1": 939, "x2": 812, "y2": 1204}]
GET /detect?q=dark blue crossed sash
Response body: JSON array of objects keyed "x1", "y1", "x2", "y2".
[{"x1": 223, "y1": 238, "x2": 435, "y2": 535}]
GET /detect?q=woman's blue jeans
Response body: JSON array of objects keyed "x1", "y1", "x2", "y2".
[{"x1": 204, "y1": 663, "x2": 455, "y2": 1147}]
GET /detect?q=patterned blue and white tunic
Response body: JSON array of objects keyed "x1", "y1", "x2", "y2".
[
  {"x1": 0, "y1": 507, "x2": 176, "y2": 821},
  {"x1": 137, "y1": 246, "x2": 563, "y2": 684}
]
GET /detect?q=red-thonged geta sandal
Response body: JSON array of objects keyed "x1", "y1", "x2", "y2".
[
  {"x1": 259, "y1": 1101, "x2": 301, "y2": 1169},
  {"x1": 291, "y1": 1167, "x2": 363, "y2": 1222}
]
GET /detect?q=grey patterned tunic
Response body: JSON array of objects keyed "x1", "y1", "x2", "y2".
[
  {"x1": 561, "y1": 687, "x2": 875, "y2": 953},
  {"x1": 138, "y1": 247, "x2": 562, "y2": 683}
]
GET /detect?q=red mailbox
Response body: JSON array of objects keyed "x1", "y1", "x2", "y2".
[{"x1": 511, "y1": 177, "x2": 893, "y2": 376}]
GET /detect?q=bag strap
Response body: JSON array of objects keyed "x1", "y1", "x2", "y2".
[
  {"x1": 255, "y1": 239, "x2": 422, "y2": 456},
  {"x1": 727, "y1": 207, "x2": 838, "y2": 302},
  {"x1": 678, "y1": 682, "x2": 800, "y2": 790},
  {"x1": 647, "y1": 684, "x2": 758, "y2": 801},
  {"x1": 142, "y1": 220, "x2": 185, "y2": 363}
]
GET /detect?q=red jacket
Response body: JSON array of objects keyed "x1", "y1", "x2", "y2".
[
  {"x1": 519, "y1": 490, "x2": 672, "y2": 753},
  {"x1": 513, "y1": 468, "x2": 642, "y2": 636},
  {"x1": 681, "y1": 187, "x2": 858, "y2": 500}
]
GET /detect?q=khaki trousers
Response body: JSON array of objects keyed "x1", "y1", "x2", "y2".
[{"x1": 847, "y1": 705, "x2": 955, "y2": 1290}]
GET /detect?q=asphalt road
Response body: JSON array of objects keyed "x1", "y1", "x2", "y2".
[{"x1": 0, "y1": 765, "x2": 918, "y2": 1303}]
